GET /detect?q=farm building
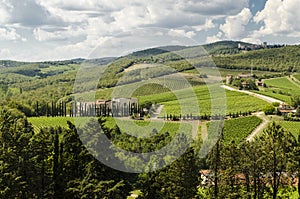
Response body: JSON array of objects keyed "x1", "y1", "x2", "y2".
[
  {"x1": 111, "y1": 98, "x2": 139, "y2": 117},
  {"x1": 236, "y1": 74, "x2": 253, "y2": 79},
  {"x1": 241, "y1": 81, "x2": 249, "y2": 88},
  {"x1": 73, "y1": 98, "x2": 139, "y2": 117},
  {"x1": 277, "y1": 103, "x2": 296, "y2": 116},
  {"x1": 256, "y1": 80, "x2": 263, "y2": 87},
  {"x1": 226, "y1": 74, "x2": 233, "y2": 85}
]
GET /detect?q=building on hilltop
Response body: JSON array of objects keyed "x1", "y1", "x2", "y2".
[{"x1": 238, "y1": 42, "x2": 285, "y2": 51}]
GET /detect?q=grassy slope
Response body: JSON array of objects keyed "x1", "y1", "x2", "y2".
[
  {"x1": 138, "y1": 84, "x2": 269, "y2": 116},
  {"x1": 256, "y1": 77, "x2": 300, "y2": 103},
  {"x1": 293, "y1": 74, "x2": 300, "y2": 81}
]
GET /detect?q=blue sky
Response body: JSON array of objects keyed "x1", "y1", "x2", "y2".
[{"x1": 0, "y1": 0, "x2": 299, "y2": 61}]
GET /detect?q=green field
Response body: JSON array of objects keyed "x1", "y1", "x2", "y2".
[
  {"x1": 138, "y1": 84, "x2": 269, "y2": 116},
  {"x1": 257, "y1": 77, "x2": 300, "y2": 103},
  {"x1": 254, "y1": 90, "x2": 291, "y2": 103},
  {"x1": 28, "y1": 116, "x2": 194, "y2": 137},
  {"x1": 265, "y1": 77, "x2": 300, "y2": 92},
  {"x1": 184, "y1": 67, "x2": 282, "y2": 78},
  {"x1": 292, "y1": 74, "x2": 300, "y2": 82},
  {"x1": 208, "y1": 116, "x2": 262, "y2": 144},
  {"x1": 105, "y1": 118, "x2": 192, "y2": 137},
  {"x1": 28, "y1": 115, "x2": 262, "y2": 144},
  {"x1": 277, "y1": 121, "x2": 300, "y2": 140},
  {"x1": 28, "y1": 117, "x2": 91, "y2": 132}
]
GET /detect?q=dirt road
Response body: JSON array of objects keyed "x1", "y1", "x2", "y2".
[
  {"x1": 221, "y1": 85, "x2": 283, "y2": 104},
  {"x1": 246, "y1": 112, "x2": 270, "y2": 141}
]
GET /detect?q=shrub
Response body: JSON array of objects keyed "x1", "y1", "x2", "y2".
[{"x1": 263, "y1": 105, "x2": 275, "y2": 115}]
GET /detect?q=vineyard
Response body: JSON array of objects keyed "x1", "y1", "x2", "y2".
[
  {"x1": 258, "y1": 77, "x2": 300, "y2": 104},
  {"x1": 212, "y1": 45, "x2": 300, "y2": 72},
  {"x1": 265, "y1": 77, "x2": 300, "y2": 92},
  {"x1": 254, "y1": 90, "x2": 291, "y2": 104},
  {"x1": 277, "y1": 121, "x2": 300, "y2": 140},
  {"x1": 28, "y1": 116, "x2": 194, "y2": 137},
  {"x1": 138, "y1": 84, "x2": 269, "y2": 116},
  {"x1": 105, "y1": 118, "x2": 193, "y2": 137},
  {"x1": 208, "y1": 116, "x2": 262, "y2": 144},
  {"x1": 28, "y1": 117, "x2": 91, "y2": 132}
]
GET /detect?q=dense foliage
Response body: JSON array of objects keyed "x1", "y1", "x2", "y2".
[
  {"x1": 0, "y1": 107, "x2": 202, "y2": 198},
  {"x1": 212, "y1": 45, "x2": 300, "y2": 72},
  {"x1": 204, "y1": 122, "x2": 300, "y2": 199}
]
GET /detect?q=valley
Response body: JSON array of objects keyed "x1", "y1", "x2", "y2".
[{"x1": 1, "y1": 40, "x2": 300, "y2": 198}]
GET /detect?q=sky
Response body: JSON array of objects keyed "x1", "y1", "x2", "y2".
[{"x1": 0, "y1": 0, "x2": 300, "y2": 61}]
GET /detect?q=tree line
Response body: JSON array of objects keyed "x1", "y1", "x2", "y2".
[
  {"x1": 0, "y1": 107, "x2": 200, "y2": 198},
  {"x1": 202, "y1": 122, "x2": 300, "y2": 198},
  {"x1": 0, "y1": 106, "x2": 299, "y2": 198}
]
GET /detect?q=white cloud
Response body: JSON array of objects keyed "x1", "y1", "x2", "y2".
[
  {"x1": 0, "y1": 0, "x2": 13, "y2": 24},
  {"x1": 8, "y1": 0, "x2": 300, "y2": 61},
  {"x1": 0, "y1": 0, "x2": 64, "y2": 27},
  {"x1": 37, "y1": 0, "x2": 251, "y2": 32},
  {"x1": 193, "y1": 19, "x2": 216, "y2": 32},
  {"x1": 220, "y1": 8, "x2": 252, "y2": 39},
  {"x1": 0, "y1": 27, "x2": 24, "y2": 41},
  {"x1": 241, "y1": 37, "x2": 262, "y2": 44},
  {"x1": 178, "y1": 0, "x2": 249, "y2": 16},
  {"x1": 33, "y1": 26, "x2": 85, "y2": 41},
  {"x1": 168, "y1": 29, "x2": 196, "y2": 39},
  {"x1": 206, "y1": 32, "x2": 223, "y2": 43},
  {"x1": 254, "y1": 0, "x2": 300, "y2": 37}
]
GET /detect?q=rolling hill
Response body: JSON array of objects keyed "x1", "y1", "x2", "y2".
[{"x1": 0, "y1": 40, "x2": 298, "y2": 105}]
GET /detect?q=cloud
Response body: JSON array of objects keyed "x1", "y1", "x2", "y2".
[
  {"x1": 168, "y1": 29, "x2": 196, "y2": 38},
  {"x1": 0, "y1": 1, "x2": 12, "y2": 24},
  {"x1": 206, "y1": 32, "x2": 223, "y2": 43},
  {"x1": 33, "y1": 26, "x2": 85, "y2": 41},
  {"x1": 37, "y1": 0, "x2": 251, "y2": 30},
  {"x1": 0, "y1": 0, "x2": 64, "y2": 27},
  {"x1": 241, "y1": 37, "x2": 262, "y2": 44},
  {"x1": 0, "y1": 27, "x2": 25, "y2": 41},
  {"x1": 179, "y1": 0, "x2": 249, "y2": 16},
  {"x1": 220, "y1": 8, "x2": 252, "y2": 39},
  {"x1": 254, "y1": 0, "x2": 300, "y2": 37},
  {"x1": 0, "y1": 0, "x2": 265, "y2": 61},
  {"x1": 193, "y1": 19, "x2": 216, "y2": 32}
]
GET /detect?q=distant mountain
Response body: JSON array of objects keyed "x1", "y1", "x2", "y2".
[
  {"x1": 125, "y1": 41, "x2": 253, "y2": 59},
  {"x1": 129, "y1": 45, "x2": 191, "y2": 57},
  {"x1": 0, "y1": 40, "x2": 250, "y2": 66},
  {"x1": 1, "y1": 40, "x2": 295, "y2": 86},
  {"x1": 85, "y1": 57, "x2": 116, "y2": 65}
]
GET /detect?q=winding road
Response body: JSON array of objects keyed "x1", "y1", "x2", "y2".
[
  {"x1": 245, "y1": 112, "x2": 269, "y2": 141},
  {"x1": 221, "y1": 85, "x2": 283, "y2": 104},
  {"x1": 221, "y1": 84, "x2": 284, "y2": 141},
  {"x1": 147, "y1": 84, "x2": 283, "y2": 142}
]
